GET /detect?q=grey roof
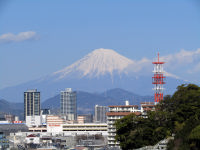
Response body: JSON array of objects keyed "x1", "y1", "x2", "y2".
[{"x1": 0, "y1": 124, "x2": 28, "y2": 135}]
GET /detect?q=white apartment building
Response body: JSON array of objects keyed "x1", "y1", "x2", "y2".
[
  {"x1": 140, "y1": 102, "x2": 155, "y2": 117},
  {"x1": 106, "y1": 101, "x2": 141, "y2": 148}
]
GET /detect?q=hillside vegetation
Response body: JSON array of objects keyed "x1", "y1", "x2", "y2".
[{"x1": 115, "y1": 84, "x2": 200, "y2": 150}]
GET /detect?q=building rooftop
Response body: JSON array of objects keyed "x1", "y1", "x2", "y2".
[
  {"x1": 0, "y1": 124, "x2": 28, "y2": 135},
  {"x1": 142, "y1": 105, "x2": 155, "y2": 107},
  {"x1": 143, "y1": 108, "x2": 154, "y2": 111},
  {"x1": 26, "y1": 89, "x2": 37, "y2": 92},
  {"x1": 140, "y1": 102, "x2": 154, "y2": 105},
  {"x1": 108, "y1": 105, "x2": 138, "y2": 108},
  {"x1": 106, "y1": 112, "x2": 141, "y2": 116}
]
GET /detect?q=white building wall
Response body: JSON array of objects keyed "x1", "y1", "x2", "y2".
[
  {"x1": 107, "y1": 101, "x2": 140, "y2": 148},
  {"x1": 47, "y1": 124, "x2": 63, "y2": 134},
  {"x1": 25, "y1": 137, "x2": 40, "y2": 144},
  {"x1": 26, "y1": 116, "x2": 41, "y2": 127}
]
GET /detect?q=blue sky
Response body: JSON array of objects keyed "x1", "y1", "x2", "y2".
[{"x1": 0, "y1": 0, "x2": 200, "y2": 89}]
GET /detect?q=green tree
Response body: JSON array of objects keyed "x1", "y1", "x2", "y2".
[{"x1": 115, "y1": 84, "x2": 200, "y2": 150}]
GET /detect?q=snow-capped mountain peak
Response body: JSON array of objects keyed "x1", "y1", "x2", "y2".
[
  {"x1": 0, "y1": 48, "x2": 185, "y2": 103},
  {"x1": 54, "y1": 48, "x2": 134, "y2": 79}
]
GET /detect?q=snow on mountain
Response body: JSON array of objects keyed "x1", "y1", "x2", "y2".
[
  {"x1": 0, "y1": 48, "x2": 186, "y2": 102},
  {"x1": 53, "y1": 48, "x2": 135, "y2": 79}
]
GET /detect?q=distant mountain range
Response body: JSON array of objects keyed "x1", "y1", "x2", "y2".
[
  {"x1": 0, "y1": 88, "x2": 154, "y2": 119},
  {"x1": 42, "y1": 88, "x2": 154, "y2": 114},
  {"x1": 0, "y1": 48, "x2": 186, "y2": 103},
  {"x1": 0, "y1": 99, "x2": 23, "y2": 119}
]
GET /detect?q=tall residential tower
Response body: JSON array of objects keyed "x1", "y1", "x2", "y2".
[
  {"x1": 106, "y1": 101, "x2": 140, "y2": 148},
  {"x1": 24, "y1": 89, "x2": 40, "y2": 119},
  {"x1": 60, "y1": 88, "x2": 77, "y2": 121},
  {"x1": 94, "y1": 105, "x2": 108, "y2": 123}
]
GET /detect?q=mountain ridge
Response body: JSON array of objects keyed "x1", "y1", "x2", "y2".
[
  {"x1": 0, "y1": 48, "x2": 186, "y2": 102},
  {"x1": 42, "y1": 88, "x2": 154, "y2": 114},
  {"x1": 0, "y1": 88, "x2": 154, "y2": 119}
]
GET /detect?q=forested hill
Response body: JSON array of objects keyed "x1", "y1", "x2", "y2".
[{"x1": 115, "y1": 84, "x2": 200, "y2": 150}]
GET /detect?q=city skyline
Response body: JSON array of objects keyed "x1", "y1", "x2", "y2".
[
  {"x1": 0, "y1": 0, "x2": 200, "y2": 89},
  {"x1": 1, "y1": 1, "x2": 200, "y2": 149}
]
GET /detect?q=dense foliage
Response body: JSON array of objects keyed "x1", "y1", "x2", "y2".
[{"x1": 115, "y1": 84, "x2": 200, "y2": 150}]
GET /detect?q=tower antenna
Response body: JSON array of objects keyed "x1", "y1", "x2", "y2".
[{"x1": 152, "y1": 53, "x2": 165, "y2": 103}]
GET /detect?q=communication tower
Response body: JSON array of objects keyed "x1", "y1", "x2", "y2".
[{"x1": 152, "y1": 53, "x2": 165, "y2": 103}]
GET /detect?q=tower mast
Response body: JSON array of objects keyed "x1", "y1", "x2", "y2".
[{"x1": 152, "y1": 53, "x2": 165, "y2": 103}]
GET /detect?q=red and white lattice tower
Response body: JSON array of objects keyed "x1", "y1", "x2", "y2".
[{"x1": 152, "y1": 53, "x2": 165, "y2": 103}]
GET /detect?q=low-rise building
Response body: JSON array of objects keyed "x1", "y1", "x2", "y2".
[
  {"x1": 26, "y1": 115, "x2": 42, "y2": 127},
  {"x1": 0, "y1": 113, "x2": 20, "y2": 124},
  {"x1": 46, "y1": 115, "x2": 65, "y2": 134},
  {"x1": 0, "y1": 132, "x2": 9, "y2": 150},
  {"x1": 77, "y1": 114, "x2": 93, "y2": 123},
  {"x1": 28, "y1": 126, "x2": 47, "y2": 132},
  {"x1": 25, "y1": 134, "x2": 40, "y2": 144},
  {"x1": 41, "y1": 109, "x2": 51, "y2": 125},
  {"x1": 4, "y1": 114, "x2": 15, "y2": 122},
  {"x1": 62, "y1": 123, "x2": 107, "y2": 136},
  {"x1": 0, "y1": 124, "x2": 28, "y2": 136}
]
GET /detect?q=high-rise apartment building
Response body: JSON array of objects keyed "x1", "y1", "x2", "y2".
[
  {"x1": 95, "y1": 105, "x2": 108, "y2": 123},
  {"x1": 106, "y1": 101, "x2": 141, "y2": 148},
  {"x1": 60, "y1": 88, "x2": 77, "y2": 121},
  {"x1": 24, "y1": 89, "x2": 40, "y2": 119}
]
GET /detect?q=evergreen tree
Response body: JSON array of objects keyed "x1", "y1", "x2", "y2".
[{"x1": 115, "y1": 84, "x2": 200, "y2": 150}]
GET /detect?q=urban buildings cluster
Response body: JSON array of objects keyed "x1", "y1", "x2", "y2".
[
  {"x1": 0, "y1": 53, "x2": 165, "y2": 149},
  {"x1": 0, "y1": 87, "x2": 156, "y2": 149}
]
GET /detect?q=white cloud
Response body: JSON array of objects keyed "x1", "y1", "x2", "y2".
[
  {"x1": 132, "y1": 57, "x2": 151, "y2": 72},
  {"x1": 162, "y1": 49, "x2": 200, "y2": 67},
  {"x1": 128, "y1": 58, "x2": 179, "y2": 78},
  {"x1": 126, "y1": 48, "x2": 200, "y2": 80},
  {"x1": 161, "y1": 49, "x2": 200, "y2": 75},
  {"x1": 188, "y1": 62, "x2": 200, "y2": 73},
  {"x1": 124, "y1": 57, "x2": 154, "y2": 78},
  {"x1": 164, "y1": 72, "x2": 180, "y2": 79},
  {"x1": 0, "y1": 31, "x2": 38, "y2": 43}
]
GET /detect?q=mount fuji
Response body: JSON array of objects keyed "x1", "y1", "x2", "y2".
[{"x1": 0, "y1": 48, "x2": 185, "y2": 102}]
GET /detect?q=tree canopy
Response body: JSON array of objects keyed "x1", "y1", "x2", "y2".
[{"x1": 115, "y1": 84, "x2": 200, "y2": 150}]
